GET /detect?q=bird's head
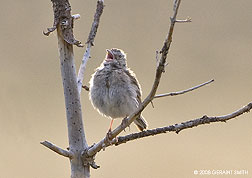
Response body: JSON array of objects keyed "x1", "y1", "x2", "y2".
[{"x1": 105, "y1": 48, "x2": 127, "y2": 68}]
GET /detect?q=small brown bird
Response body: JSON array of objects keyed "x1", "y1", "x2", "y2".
[{"x1": 89, "y1": 48, "x2": 148, "y2": 131}]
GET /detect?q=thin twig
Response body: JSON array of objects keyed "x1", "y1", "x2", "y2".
[
  {"x1": 41, "y1": 141, "x2": 73, "y2": 158},
  {"x1": 154, "y1": 79, "x2": 214, "y2": 99},
  {"x1": 150, "y1": 101, "x2": 155, "y2": 108},
  {"x1": 111, "y1": 102, "x2": 252, "y2": 146},
  {"x1": 72, "y1": 14, "x2": 81, "y2": 20},
  {"x1": 155, "y1": 50, "x2": 159, "y2": 67},
  {"x1": 86, "y1": 0, "x2": 183, "y2": 157},
  {"x1": 77, "y1": 0, "x2": 104, "y2": 94},
  {"x1": 82, "y1": 85, "x2": 90, "y2": 91},
  {"x1": 175, "y1": 16, "x2": 192, "y2": 23}
]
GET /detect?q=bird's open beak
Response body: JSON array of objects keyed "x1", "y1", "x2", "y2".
[{"x1": 106, "y1": 49, "x2": 114, "y2": 61}]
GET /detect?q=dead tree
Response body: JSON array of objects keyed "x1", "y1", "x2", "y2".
[{"x1": 41, "y1": 0, "x2": 252, "y2": 177}]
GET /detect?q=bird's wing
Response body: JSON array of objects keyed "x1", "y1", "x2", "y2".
[{"x1": 124, "y1": 69, "x2": 142, "y2": 103}]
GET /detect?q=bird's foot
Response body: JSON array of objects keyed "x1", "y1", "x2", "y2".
[
  {"x1": 104, "y1": 129, "x2": 115, "y2": 147},
  {"x1": 106, "y1": 129, "x2": 113, "y2": 140}
]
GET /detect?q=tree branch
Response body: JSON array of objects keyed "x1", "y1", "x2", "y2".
[
  {"x1": 41, "y1": 141, "x2": 73, "y2": 158},
  {"x1": 111, "y1": 102, "x2": 252, "y2": 146},
  {"x1": 72, "y1": 14, "x2": 81, "y2": 20},
  {"x1": 86, "y1": 0, "x2": 183, "y2": 157},
  {"x1": 77, "y1": 0, "x2": 105, "y2": 94},
  {"x1": 175, "y1": 16, "x2": 192, "y2": 23},
  {"x1": 154, "y1": 79, "x2": 214, "y2": 99},
  {"x1": 43, "y1": 0, "x2": 83, "y2": 47}
]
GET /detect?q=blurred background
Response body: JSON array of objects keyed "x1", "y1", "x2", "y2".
[{"x1": 0, "y1": 0, "x2": 251, "y2": 177}]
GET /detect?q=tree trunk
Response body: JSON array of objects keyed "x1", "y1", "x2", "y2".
[{"x1": 57, "y1": 27, "x2": 90, "y2": 178}]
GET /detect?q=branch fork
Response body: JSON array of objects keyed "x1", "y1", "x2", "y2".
[
  {"x1": 81, "y1": 145, "x2": 100, "y2": 169},
  {"x1": 43, "y1": 0, "x2": 83, "y2": 47}
]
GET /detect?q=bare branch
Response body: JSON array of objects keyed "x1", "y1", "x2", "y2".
[
  {"x1": 175, "y1": 16, "x2": 192, "y2": 23},
  {"x1": 111, "y1": 102, "x2": 252, "y2": 146},
  {"x1": 86, "y1": 0, "x2": 183, "y2": 157},
  {"x1": 154, "y1": 79, "x2": 214, "y2": 99},
  {"x1": 81, "y1": 145, "x2": 100, "y2": 169},
  {"x1": 72, "y1": 14, "x2": 81, "y2": 20},
  {"x1": 77, "y1": 0, "x2": 105, "y2": 94},
  {"x1": 41, "y1": 141, "x2": 73, "y2": 158},
  {"x1": 155, "y1": 50, "x2": 159, "y2": 67},
  {"x1": 43, "y1": 0, "x2": 83, "y2": 47},
  {"x1": 86, "y1": 0, "x2": 105, "y2": 46}
]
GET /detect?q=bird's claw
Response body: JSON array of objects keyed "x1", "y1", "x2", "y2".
[
  {"x1": 104, "y1": 129, "x2": 114, "y2": 147},
  {"x1": 106, "y1": 129, "x2": 113, "y2": 140}
]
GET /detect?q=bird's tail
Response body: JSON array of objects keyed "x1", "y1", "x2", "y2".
[{"x1": 134, "y1": 115, "x2": 148, "y2": 131}]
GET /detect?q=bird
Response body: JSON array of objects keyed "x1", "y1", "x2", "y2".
[{"x1": 89, "y1": 48, "x2": 148, "y2": 131}]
